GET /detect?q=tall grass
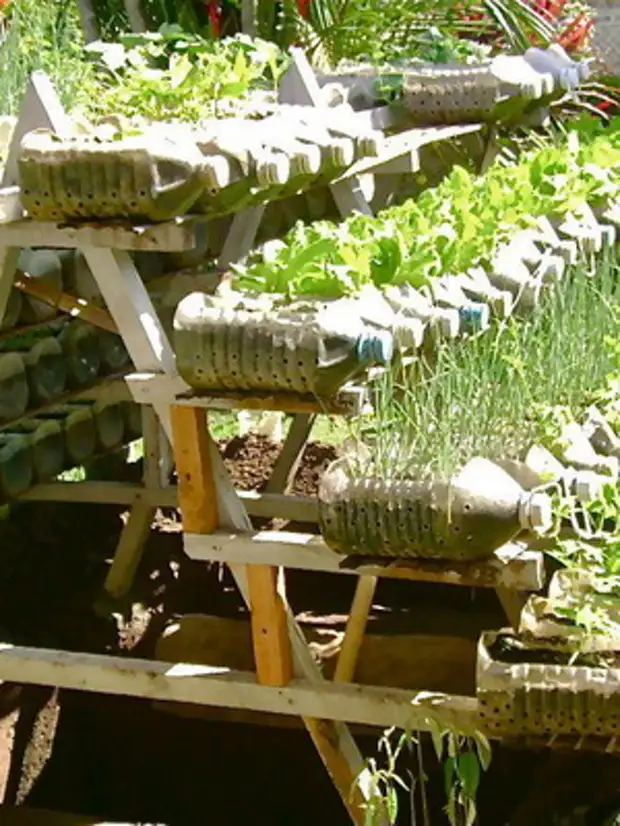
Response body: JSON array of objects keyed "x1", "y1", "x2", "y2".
[
  {"x1": 359, "y1": 250, "x2": 620, "y2": 481},
  {"x1": 0, "y1": 0, "x2": 93, "y2": 116}
]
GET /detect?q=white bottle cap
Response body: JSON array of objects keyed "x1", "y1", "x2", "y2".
[{"x1": 519, "y1": 492, "x2": 553, "y2": 533}]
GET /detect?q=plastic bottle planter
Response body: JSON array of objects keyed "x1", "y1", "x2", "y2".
[
  {"x1": 4, "y1": 418, "x2": 65, "y2": 483},
  {"x1": 18, "y1": 129, "x2": 208, "y2": 223},
  {"x1": 0, "y1": 353, "x2": 29, "y2": 423},
  {"x1": 13, "y1": 337, "x2": 67, "y2": 406},
  {"x1": 36, "y1": 404, "x2": 97, "y2": 467},
  {"x1": 173, "y1": 292, "x2": 393, "y2": 397},
  {"x1": 57, "y1": 322, "x2": 101, "y2": 389},
  {"x1": 318, "y1": 457, "x2": 552, "y2": 560},
  {"x1": 0, "y1": 434, "x2": 33, "y2": 501},
  {"x1": 477, "y1": 630, "x2": 620, "y2": 739}
]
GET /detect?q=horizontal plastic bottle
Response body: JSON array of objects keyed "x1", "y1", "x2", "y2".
[
  {"x1": 0, "y1": 434, "x2": 33, "y2": 501},
  {"x1": 18, "y1": 129, "x2": 208, "y2": 223},
  {"x1": 9, "y1": 336, "x2": 67, "y2": 406},
  {"x1": 4, "y1": 418, "x2": 65, "y2": 482},
  {"x1": 96, "y1": 329, "x2": 131, "y2": 375},
  {"x1": 173, "y1": 292, "x2": 393, "y2": 396},
  {"x1": 71, "y1": 399, "x2": 126, "y2": 452},
  {"x1": 318, "y1": 456, "x2": 552, "y2": 560},
  {"x1": 57, "y1": 322, "x2": 101, "y2": 389},
  {"x1": 0, "y1": 352, "x2": 29, "y2": 423},
  {"x1": 383, "y1": 284, "x2": 460, "y2": 341},
  {"x1": 17, "y1": 249, "x2": 64, "y2": 324},
  {"x1": 36, "y1": 404, "x2": 97, "y2": 466},
  {"x1": 429, "y1": 279, "x2": 491, "y2": 333}
]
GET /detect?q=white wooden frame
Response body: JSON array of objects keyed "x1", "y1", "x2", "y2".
[{"x1": 0, "y1": 62, "x2": 540, "y2": 825}]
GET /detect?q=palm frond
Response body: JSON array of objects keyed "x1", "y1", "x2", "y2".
[{"x1": 259, "y1": 0, "x2": 557, "y2": 69}]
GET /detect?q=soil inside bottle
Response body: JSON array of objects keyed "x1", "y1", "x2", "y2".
[{"x1": 488, "y1": 631, "x2": 620, "y2": 668}]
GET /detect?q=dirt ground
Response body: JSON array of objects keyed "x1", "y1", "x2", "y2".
[{"x1": 0, "y1": 434, "x2": 618, "y2": 825}]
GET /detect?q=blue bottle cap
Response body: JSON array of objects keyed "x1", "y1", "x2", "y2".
[
  {"x1": 458, "y1": 303, "x2": 490, "y2": 332},
  {"x1": 356, "y1": 330, "x2": 394, "y2": 365}
]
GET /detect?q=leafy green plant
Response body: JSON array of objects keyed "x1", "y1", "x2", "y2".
[
  {"x1": 354, "y1": 251, "x2": 620, "y2": 482},
  {"x1": 360, "y1": 724, "x2": 492, "y2": 826},
  {"x1": 233, "y1": 121, "x2": 620, "y2": 302},
  {"x1": 0, "y1": 0, "x2": 94, "y2": 115},
  {"x1": 76, "y1": 28, "x2": 288, "y2": 122},
  {"x1": 260, "y1": 0, "x2": 556, "y2": 69}
]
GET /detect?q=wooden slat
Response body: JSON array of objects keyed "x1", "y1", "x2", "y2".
[
  {"x1": 14, "y1": 273, "x2": 118, "y2": 333},
  {"x1": 0, "y1": 807, "x2": 162, "y2": 826},
  {"x1": 18, "y1": 482, "x2": 319, "y2": 522},
  {"x1": 184, "y1": 530, "x2": 545, "y2": 590},
  {"x1": 0, "y1": 219, "x2": 199, "y2": 253},
  {"x1": 0, "y1": 643, "x2": 485, "y2": 734},
  {"x1": 125, "y1": 371, "x2": 367, "y2": 416}
]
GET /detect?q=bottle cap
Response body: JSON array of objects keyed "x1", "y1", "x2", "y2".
[
  {"x1": 458, "y1": 303, "x2": 490, "y2": 332},
  {"x1": 519, "y1": 492, "x2": 553, "y2": 533},
  {"x1": 573, "y1": 470, "x2": 604, "y2": 503},
  {"x1": 356, "y1": 330, "x2": 394, "y2": 365}
]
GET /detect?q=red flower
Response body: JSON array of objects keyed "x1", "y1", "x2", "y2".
[
  {"x1": 557, "y1": 11, "x2": 594, "y2": 53},
  {"x1": 207, "y1": 0, "x2": 222, "y2": 38},
  {"x1": 297, "y1": 0, "x2": 312, "y2": 19}
]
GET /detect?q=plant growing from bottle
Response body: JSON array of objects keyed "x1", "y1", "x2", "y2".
[{"x1": 357, "y1": 723, "x2": 492, "y2": 826}]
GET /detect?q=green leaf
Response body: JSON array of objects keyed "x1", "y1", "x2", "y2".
[
  {"x1": 169, "y1": 52, "x2": 192, "y2": 88},
  {"x1": 387, "y1": 786, "x2": 399, "y2": 822},
  {"x1": 473, "y1": 732, "x2": 493, "y2": 771},
  {"x1": 426, "y1": 717, "x2": 446, "y2": 761},
  {"x1": 456, "y1": 751, "x2": 481, "y2": 801}
]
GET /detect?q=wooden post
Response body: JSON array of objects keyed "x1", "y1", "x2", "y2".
[
  {"x1": 334, "y1": 576, "x2": 378, "y2": 683},
  {"x1": 171, "y1": 405, "x2": 294, "y2": 688}
]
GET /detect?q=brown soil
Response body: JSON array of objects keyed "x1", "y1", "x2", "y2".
[{"x1": 0, "y1": 435, "x2": 618, "y2": 825}]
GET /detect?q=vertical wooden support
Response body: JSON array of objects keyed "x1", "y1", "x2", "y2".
[
  {"x1": 101, "y1": 407, "x2": 159, "y2": 601},
  {"x1": 334, "y1": 576, "x2": 378, "y2": 683},
  {"x1": 171, "y1": 406, "x2": 294, "y2": 688},
  {"x1": 264, "y1": 413, "x2": 316, "y2": 494},
  {"x1": 170, "y1": 406, "x2": 218, "y2": 535},
  {"x1": 248, "y1": 565, "x2": 293, "y2": 686}
]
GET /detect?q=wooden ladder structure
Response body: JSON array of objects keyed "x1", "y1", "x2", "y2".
[{"x1": 0, "y1": 55, "x2": 544, "y2": 824}]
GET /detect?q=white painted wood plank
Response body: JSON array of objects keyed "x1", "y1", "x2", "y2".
[
  {"x1": 2, "y1": 72, "x2": 73, "y2": 189},
  {"x1": 0, "y1": 187, "x2": 23, "y2": 224},
  {"x1": 103, "y1": 501, "x2": 155, "y2": 599},
  {"x1": 0, "y1": 220, "x2": 198, "y2": 252},
  {"x1": 0, "y1": 246, "x2": 20, "y2": 327},
  {"x1": 124, "y1": 372, "x2": 367, "y2": 416},
  {"x1": 19, "y1": 482, "x2": 319, "y2": 521},
  {"x1": 217, "y1": 205, "x2": 266, "y2": 270},
  {"x1": 83, "y1": 248, "x2": 177, "y2": 376},
  {"x1": 184, "y1": 531, "x2": 545, "y2": 590},
  {"x1": 0, "y1": 643, "x2": 483, "y2": 734}
]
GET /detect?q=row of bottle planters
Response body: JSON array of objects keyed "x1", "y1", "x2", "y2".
[
  {"x1": 317, "y1": 402, "x2": 620, "y2": 562},
  {"x1": 475, "y1": 407, "x2": 620, "y2": 739},
  {"x1": 172, "y1": 206, "x2": 613, "y2": 399},
  {"x1": 0, "y1": 398, "x2": 143, "y2": 503},
  {"x1": 313, "y1": 405, "x2": 620, "y2": 740},
  {"x1": 0, "y1": 317, "x2": 130, "y2": 425},
  {"x1": 17, "y1": 122, "x2": 383, "y2": 225}
]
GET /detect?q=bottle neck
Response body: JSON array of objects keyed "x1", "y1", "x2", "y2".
[{"x1": 356, "y1": 330, "x2": 394, "y2": 365}]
